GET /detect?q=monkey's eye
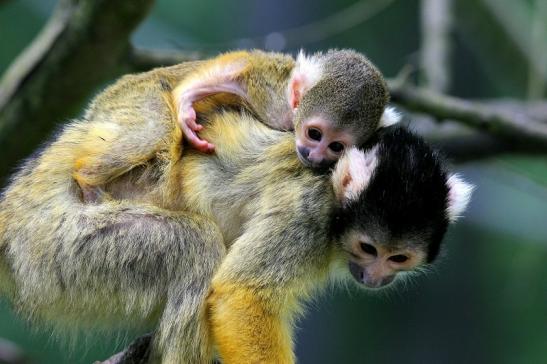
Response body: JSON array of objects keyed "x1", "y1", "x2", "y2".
[
  {"x1": 360, "y1": 242, "x2": 377, "y2": 256},
  {"x1": 307, "y1": 128, "x2": 322, "y2": 141},
  {"x1": 389, "y1": 254, "x2": 409, "y2": 263},
  {"x1": 328, "y1": 142, "x2": 344, "y2": 153}
]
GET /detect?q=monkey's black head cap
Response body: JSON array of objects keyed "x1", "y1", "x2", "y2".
[{"x1": 342, "y1": 126, "x2": 451, "y2": 263}]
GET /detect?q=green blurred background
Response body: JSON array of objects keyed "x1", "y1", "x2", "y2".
[{"x1": 0, "y1": 0, "x2": 546, "y2": 363}]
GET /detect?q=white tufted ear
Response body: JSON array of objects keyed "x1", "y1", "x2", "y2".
[
  {"x1": 378, "y1": 106, "x2": 401, "y2": 128},
  {"x1": 446, "y1": 174, "x2": 474, "y2": 222},
  {"x1": 287, "y1": 50, "x2": 324, "y2": 109},
  {"x1": 332, "y1": 147, "x2": 378, "y2": 205}
]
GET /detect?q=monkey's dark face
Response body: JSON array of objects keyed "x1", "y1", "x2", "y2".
[
  {"x1": 294, "y1": 116, "x2": 356, "y2": 170},
  {"x1": 341, "y1": 230, "x2": 427, "y2": 289}
]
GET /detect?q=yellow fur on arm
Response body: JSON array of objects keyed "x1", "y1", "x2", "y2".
[{"x1": 208, "y1": 282, "x2": 295, "y2": 364}]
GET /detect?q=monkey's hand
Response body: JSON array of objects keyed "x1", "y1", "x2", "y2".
[{"x1": 177, "y1": 99, "x2": 215, "y2": 154}]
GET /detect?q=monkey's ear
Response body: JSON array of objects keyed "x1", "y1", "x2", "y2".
[
  {"x1": 446, "y1": 174, "x2": 474, "y2": 222},
  {"x1": 378, "y1": 106, "x2": 401, "y2": 128},
  {"x1": 288, "y1": 51, "x2": 324, "y2": 109},
  {"x1": 332, "y1": 147, "x2": 378, "y2": 205}
]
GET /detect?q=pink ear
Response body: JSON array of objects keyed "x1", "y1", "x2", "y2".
[
  {"x1": 289, "y1": 75, "x2": 303, "y2": 109},
  {"x1": 287, "y1": 51, "x2": 323, "y2": 110},
  {"x1": 332, "y1": 147, "x2": 378, "y2": 205}
]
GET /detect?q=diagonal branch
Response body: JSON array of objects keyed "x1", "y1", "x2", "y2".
[{"x1": 389, "y1": 82, "x2": 547, "y2": 151}]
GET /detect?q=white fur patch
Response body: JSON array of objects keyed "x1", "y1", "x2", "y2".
[
  {"x1": 378, "y1": 106, "x2": 401, "y2": 128},
  {"x1": 446, "y1": 174, "x2": 474, "y2": 222},
  {"x1": 332, "y1": 146, "x2": 378, "y2": 205},
  {"x1": 292, "y1": 50, "x2": 324, "y2": 90}
]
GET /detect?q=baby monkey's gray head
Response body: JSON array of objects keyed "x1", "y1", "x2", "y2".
[
  {"x1": 288, "y1": 49, "x2": 399, "y2": 171},
  {"x1": 330, "y1": 127, "x2": 473, "y2": 289}
]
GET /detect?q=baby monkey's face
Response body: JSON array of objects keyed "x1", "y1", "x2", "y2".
[
  {"x1": 342, "y1": 230, "x2": 427, "y2": 289},
  {"x1": 294, "y1": 116, "x2": 356, "y2": 170}
]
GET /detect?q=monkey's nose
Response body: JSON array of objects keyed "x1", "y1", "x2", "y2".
[{"x1": 297, "y1": 146, "x2": 310, "y2": 159}]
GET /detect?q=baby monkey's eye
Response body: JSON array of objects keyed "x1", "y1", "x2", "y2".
[
  {"x1": 329, "y1": 142, "x2": 344, "y2": 153},
  {"x1": 389, "y1": 254, "x2": 409, "y2": 263},
  {"x1": 307, "y1": 128, "x2": 322, "y2": 141},
  {"x1": 360, "y1": 242, "x2": 377, "y2": 256}
]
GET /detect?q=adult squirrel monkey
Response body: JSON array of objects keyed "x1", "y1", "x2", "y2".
[
  {"x1": 71, "y1": 49, "x2": 400, "y2": 202},
  {"x1": 0, "y1": 93, "x2": 472, "y2": 364}
]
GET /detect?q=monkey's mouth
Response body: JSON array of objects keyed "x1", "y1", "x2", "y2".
[
  {"x1": 296, "y1": 150, "x2": 333, "y2": 173},
  {"x1": 348, "y1": 261, "x2": 394, "y2": 289},
  {"x1": 296, "y1": 150, "x2": 313, "y2": 168}
]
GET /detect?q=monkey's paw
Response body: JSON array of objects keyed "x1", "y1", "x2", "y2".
[{"x1": 178, "y1": 105, "x2": 215, "y2": 153}]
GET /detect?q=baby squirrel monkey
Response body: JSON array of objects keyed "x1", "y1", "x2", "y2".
[{"x1": 174, "y1": 49, "x2": 400, "y2": 166}]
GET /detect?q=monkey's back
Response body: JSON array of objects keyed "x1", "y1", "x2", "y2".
[
  {"x1": 0, "y1": 61, "x2": 202, "y2": 240},
  {"x1": 178, "y1": 110, "x2": 335, "y2": 247},
  {"x1": 0, "y1": 61, "x2": 209, "y2": 326}
]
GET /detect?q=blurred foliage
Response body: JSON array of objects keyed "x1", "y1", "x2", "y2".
[{"x1": 0, "y1": 0, "x2": 546, "y2": 363}]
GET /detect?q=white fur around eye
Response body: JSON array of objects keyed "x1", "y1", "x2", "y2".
[
  {"x1": 378, "y1": 106, "x2": 401, "y2": 128},
  {"x1": 332, "y1": 146, "x2": 378, "y2": 205},
  {"x1": 446, "y1": 174, "x2": 474, "y2": 222}
]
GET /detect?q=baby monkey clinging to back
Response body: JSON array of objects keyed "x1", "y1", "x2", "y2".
[
  {"x1": 174, "y1": 49, "x2": 400, "y2": 169},
  {"x1": 72, "y1": 49, "x2": 397, "y2": 203}
]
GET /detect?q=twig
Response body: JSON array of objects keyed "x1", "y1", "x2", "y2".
[
  {"x1": 527, "y1": 0, "x2": 547, "y2": 99},
  {"x1": 420, "y1": 0, "x2": 452, "y2": 92}
]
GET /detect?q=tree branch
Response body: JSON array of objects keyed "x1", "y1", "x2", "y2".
[
  {"x1": 0, "y1": 0, "x2": 155, "y2": 180},
  {"x1": 389, "y1": 82, "x2": 547, "y2": 152},
  {"x1": 408, "y1": 116, "x2": 542, "y2": 162}
]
